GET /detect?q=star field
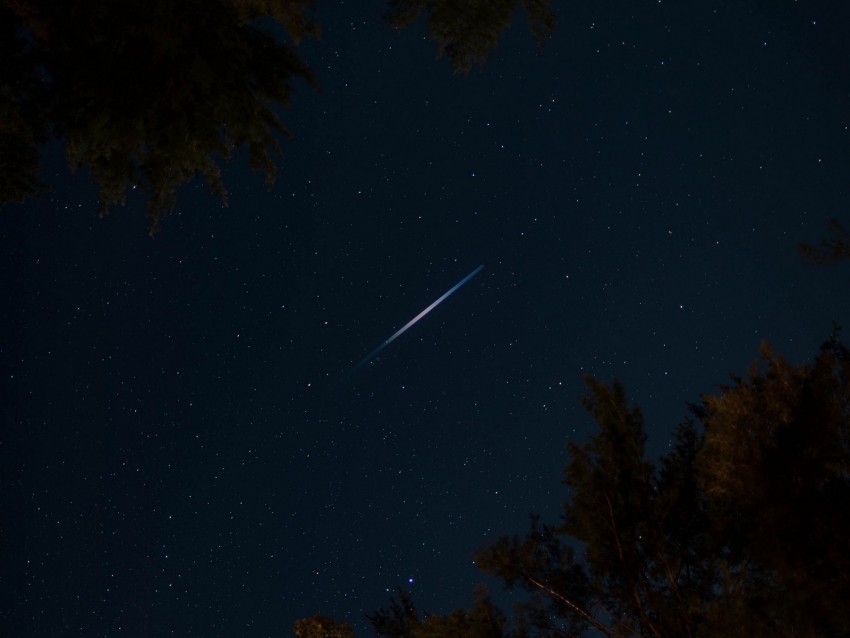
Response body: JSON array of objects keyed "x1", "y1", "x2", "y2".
[{"x1": 2, "y1": 2, "x2": 850, "y2": 637}]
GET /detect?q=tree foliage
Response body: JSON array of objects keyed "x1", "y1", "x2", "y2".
[
  {"x1": 293, "y1": 614, "x2": 354, "y2": 638},
  {"x1": 0, "y1": 0, "x2": 555, "y2": 232},
  {"x1": 0, "y1": 2, "x2": 50, "y2": 204},
  {"x1": 369, "y1": 586, "x2": 515, "y2": 638},
  {"x1": 368, "y1": 588, "x2": 423, "y2": 638},
  {"x1": 2, "y1": 0, "x2": 317, "y2": 233},
  {"x1": 385, "y1": 0, "x2": 556, "y2": 74},
  {"x1": 694, "y1": 336, "x2": 850, "y2": 635},
  {"x1": 369, "y1": 334, "x2": 850, "y2": 638}
]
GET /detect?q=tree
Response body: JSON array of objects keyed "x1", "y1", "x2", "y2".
[
  {"x1": 0, "y1": 2, "x2": 50, "y2": 204},
  {"x1": 2, "y1": 0, "x2": 317, "y2": 233},
  {"x1": 287, "y1": 335, "x2": 849, "y2": 637},
  {"x1": 0, "y1": 0, "x2": 556, "y2": 232},
  {"x1": 413, "y1": 586, "x2": 510, "y2": 638},
  {"x1": 293, "y1": 615, "x2": 354, "y2": 638},
  {"x1": 694, "y1": 335, "x2": 850, "y2": 635},
  {"x1": 374, "y1": 334, "x2": 850, "y2": 638},
  {"x1": 369, "y1": 586, "x2": 515, "y2": 638},
  {"x1": 477, "y1": 382, "x2": 707, "y2": 638},
  {"x1": 385, "y1": 0, "x2": 556, "y2": 74},
  {"x1": 368, "y1": 588, "x2": 424, "y2": 638}
]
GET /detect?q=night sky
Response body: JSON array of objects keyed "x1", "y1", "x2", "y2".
[{"x1": 3, "y1": 1, "x2": 850, "y2": 636}]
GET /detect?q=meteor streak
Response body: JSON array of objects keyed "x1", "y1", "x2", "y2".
[{"x1": 350, "y1": 264, "x2": 484, "y2": 373}]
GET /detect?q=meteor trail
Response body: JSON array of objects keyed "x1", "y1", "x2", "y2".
[{"x1": 349, "y1": 264, "x2": 484, "y2": 373}]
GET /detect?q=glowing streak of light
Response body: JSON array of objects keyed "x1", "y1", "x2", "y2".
[{"x1": 350, "y1": 264, "x2": 484, "y2": 373}]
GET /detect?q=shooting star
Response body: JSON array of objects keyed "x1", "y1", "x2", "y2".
[{"x1": 349, "y1": 264, "x2": 484, "y2": 374}]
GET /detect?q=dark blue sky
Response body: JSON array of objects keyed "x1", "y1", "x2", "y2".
[{"x1": 3, "y1": 1, "x2": 850, "y2": 636}]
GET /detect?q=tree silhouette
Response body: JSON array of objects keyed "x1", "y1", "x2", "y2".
[
  {"x1": 0, "y1": 2, "x2": 50, "y2": 204},
  {"x1": 385, "y1": 0, "x2": 556, "y2": 74},
  {"x1": 693, "y1": 335, "x2": 850, "y2": 635},
  {"x1": 368, "y1": 588, "x2": 424, "y2": 638},
  {"x1": 367, "y1": 334, "x2": 850, "y2": 638},
  {"x1": 0, "y1": 0, "x2": 556, "y2": 232},
  {"x1": 369, "y1": 586, "x2": 512, "y2": 638},
  {"x1": 293, "y1": 615, "x2": 354, "y2": 638},
  {"x1": 3, "y1": 0, "x2": 318, "y2": 233}
]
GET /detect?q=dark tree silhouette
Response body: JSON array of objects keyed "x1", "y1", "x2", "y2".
[
  {"x1": 367, "y1": 334, "x2": 850, "y2": 638},
  {"x1": 2, "y1": 0, "x2": 318, "y2": 233},
  {"x1": 368, "y1": 588, "x2": 423, "y2": 638},
  {"x1": 385, "y1": 0, "x2": 556, "y2": 74},
  {"x1": 692, "y1": 335, "x2": 850, "y2": 635},
  {"x1": 370, "y1": 586, "x2": 511, "y2": 638},
  {"x1": 0, "y1": 0, "x2": 556, "y2": 232},
  {"x1": 293, "y1": 614, "x2": 354, "y2": 638},
  {"x1": 0, "y1": 2, "x2": 50, "y2": 204}
]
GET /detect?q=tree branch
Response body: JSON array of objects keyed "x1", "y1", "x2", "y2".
[{"x1": 524, "y1": 574, "x2": 632, "y2": 638}]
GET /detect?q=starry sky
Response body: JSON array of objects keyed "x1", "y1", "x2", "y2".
[{"x1": 3, "y1": 1, "x2": 850, "y2": 636}]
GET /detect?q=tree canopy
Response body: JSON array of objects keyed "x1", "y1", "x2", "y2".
[
  {"x1": 0, "y1": 0, "x2": 556, "y2": 232},
  {"x1": 293, "y1": 615, "x2": 354, "y2": 638},
  {"x1": 365, "y1": 333, "x2": 850, "y2": 638}
]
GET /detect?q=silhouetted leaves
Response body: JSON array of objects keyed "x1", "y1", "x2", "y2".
[
  {"x1": 49, "y1": 0, "x2": 316, "y2": 232},
  {"x1": 369, "y1": 587, "x2": 515, "y2": 638},
  {"x1": 0, "y1": 2, "x2": 50, "y2": 204},
  {"x1": 385, "y1": 0, "x2": 556, "y2": 74},
  {"x1": 694, "y1": 333, "x2": 850, "y2": 634},
  {"x1": 399, "y1": 336, "x2": 850, "y2": 638},
  {"x1": 283, "y1": 335, "x2": 850, "y2": 638},
  {"x1": 415, "y1": 586, "x2": 508, "y2": 638},
  {"x1": 475, "y1": 516, "x2": 590, "y2": 638},
  {"x1": 293, "y1": 615, "x2": 353, "y2": 638},
  {"x1": 2, "y1": 0, "x2": 320, "y2": 232},
  {"x1": 367, "y1": 588, "x2": 424, "y2": 638},
  {"x1": 1, "y1": 0, "x2": 557, "y2": 232}
]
